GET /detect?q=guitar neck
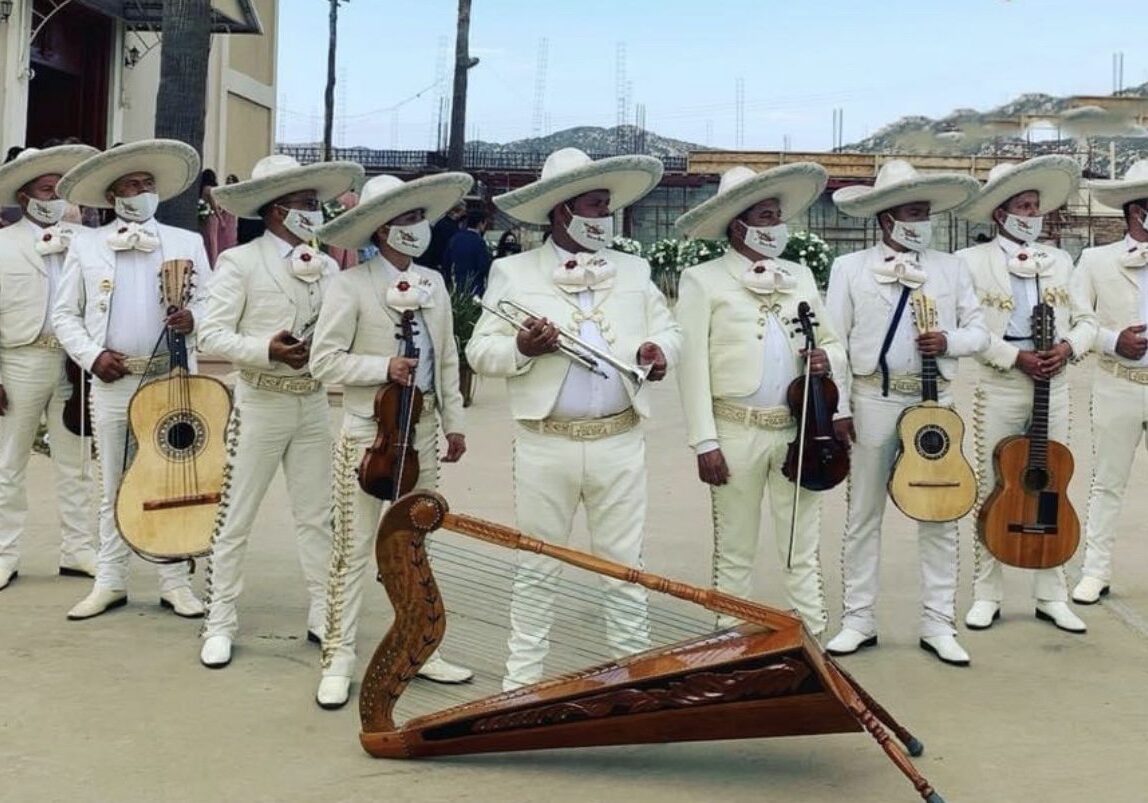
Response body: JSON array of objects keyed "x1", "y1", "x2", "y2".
[
  {"x1": 1028, "y1": 377, "x2": 1051, "y2": 468},
  {"x1": 921, "y1": 354, "x2": 940, "y2": 403},
  {"x1": 168, "y1": 330, "x2": 189, "y2": 371}
]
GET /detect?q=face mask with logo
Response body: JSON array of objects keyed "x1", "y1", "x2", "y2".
[
  {"x1": 888, "y1": 218, "x2": 932, "y2": 252},
  {"x1": 738, "y1": 221, "x2": 789, "y2": 259},
  {"x1": 114, "y1": 192, "x2": 159, "y2": 223},
  {"x1": 25, "y1": 197, "x2": 68, "y2": 226},
  {"x1": 280, "y1": 207, "x2": 324, "y2": 242},
  {"x1": 1001, "y1": 213, "x2": 1043, "y2": 244},
  {"x1": 565, "y1": 209, "x2": 614, "y2": 252},
  {"x1": 386, "y1": 219, "x2": 432, "y2": 257}
]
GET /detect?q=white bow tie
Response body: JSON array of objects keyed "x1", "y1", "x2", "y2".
[
  {"x1": 107, "y1": 222, "x2": 159, "y2": 253},
  {"x1": 385, "y1": 274, "x2": 434, "y2": 312},
  {"x1": 873, "y1": 254, "x2": 926, "y2": 289},
  {"x1": 1121, "y1": 242, "x2": 1148, "y2": 268},
  {"x1": 288, "y1": 244, "x2": 335, "y2": 283},
  {"x1": 33, "y1": 224, "x2": 75, "y2": 256},
  {"x1": 1006, "y1": 246, "x2": 1054, "y2": 279},
  {"x1": 553, "y1": 252, "x2": 615, "y2": 293},
  {"x1": 741, "y1": 260, "x2": 796, "y2": 295}
]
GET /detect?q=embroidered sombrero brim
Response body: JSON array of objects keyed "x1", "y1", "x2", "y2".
[
  {"x1": 955, "y1": 156, "x2": 1081, "y2": 223},
  {"x1": 214, "y1": 161, "x2": 363, "y2": 219},
  {"x1": 316, "y1": 172, "x2": 473, "y2": 250},
  {"x1": 494, "y1": 154, "x2": 663, "y2": 225},
  {"x1": 0, "y1": 145, "x2": 100, "y2": 205},
  {"x1": 56, "y1": 139, "x2": 200, "y2": 208},
  {"x1": 674, "y1": 163, "x2": 828, "y2": 239},
  {"x1": 833, "y1": 173, "x2": 979, "y2": 218}
]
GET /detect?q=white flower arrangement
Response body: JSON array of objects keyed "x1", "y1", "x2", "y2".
[
  {"x1": 609, "y1": 235, "x2": 643, "y2": 257},
  {"x1": 780, "y1": 230, "x2": 834, "y2": 288}
]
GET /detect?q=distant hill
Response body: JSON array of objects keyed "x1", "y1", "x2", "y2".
[{"x1": 465, "y1": 125, "x2": 708, "y2": 158}]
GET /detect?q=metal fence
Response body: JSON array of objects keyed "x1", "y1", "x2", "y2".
[{"x1": 276, "y1": 145, "x2": 686, "y2": 174}]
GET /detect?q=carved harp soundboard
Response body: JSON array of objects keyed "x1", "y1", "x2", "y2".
[{"x1": 360, "y1": 492, "x2": 945, "y2": 803}]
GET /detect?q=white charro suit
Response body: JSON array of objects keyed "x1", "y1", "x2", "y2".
[
  {"x1": 825, "y1": 244, "x2": 988, "y2": 639},
  {"x1": 1075, "y1": 237, "x2": 1148, "y2": 586},
  {"x1": 197, "y1": 233, "x2": 336, "y2": 643},
  {"x1": 309, "y1": 257, "x2": 464, "y2": 680},
  {"x1": 0, "y1": 220, "x2": 93, "y2": 577},
  {"x1": 675, "y1": 252, "x2": 847, "y2": 634},
  {"x1": 467, "y1": 245, "x2": 681, "y2": 689},
  {"x1": 958, "y1": 239, "x2": 1096, "y2": 604},
  {"x1": 52, "y1": 219, "x2": 209, "y2": 594}
]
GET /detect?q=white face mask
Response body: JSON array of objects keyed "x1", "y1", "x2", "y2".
[
  {"x1": 739, "y1": 221, "x2": 789, "y2": 259},
  {"x1": 114, "y1": 192, "x2": 159, "y2": 222},
  {"x1": 386, "y1": 219, "x2": 432, "y2": 257},
  {"x1": 280, "y1": 207, "x2": 324, "y2": 242},
  {"x1": 565, "y1": 210, "x2": 614, "y2": 252},
  {"x1": 1001, "y1": 213, "x2": 1043, "y2": 244},
  {"x1": 25, "y1": 197, "x2": 68, "y2": 226},
  {"x1": 888, "y1": 218, "x2": 932, "y2": 252}
]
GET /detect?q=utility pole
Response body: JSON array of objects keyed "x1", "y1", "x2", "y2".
[
  {"x1": 323, "y1": 0, "x2": 347, "y2": 162},
  {"x1": 447, "y1": 0, "x2": 475, "y2": 170}
]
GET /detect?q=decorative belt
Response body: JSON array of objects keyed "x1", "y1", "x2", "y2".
[
  {"x1": 713, "y1": 399, "x2": 795, "y2": 430},
  {"x1": 1098, "y1": 356, "x2": 1148, "y2": 386},
  {"x1": 28, "y1": 334, "x2": 62, "y2": 350},
  {"x1": 123, "y1": 354, "x2": 171, "y2": 375},
  {"x1": 518, "y1": 408, "x2": 638, "y2": 441},
  {"x1": 854, "y1": 372, "x2": 948, "y2": 396},
  {"x1": 239, "y1": 369, "x2": 323, "y2": 395}
]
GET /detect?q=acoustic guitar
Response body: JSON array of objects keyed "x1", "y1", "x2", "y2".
[
  {"x1": 887, "y1": 291, "x2": 977, "y2": 522},
  {"x1": 114, "y1": 260, "x2": 233, "y2": 561},
  {"x1": 977, "y1": 301, "x2": 1079, "y2": 568}
]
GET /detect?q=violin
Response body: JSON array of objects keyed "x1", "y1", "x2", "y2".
[
  {"x1": 358, "y1": 311, "x2": 424, "y2": 501},
  {"x1": 62, "y1": 359, "x2": 92, "y2": 437},
  {"x1": 782, "y1": 301, "x2": 849, "y2": 492}
]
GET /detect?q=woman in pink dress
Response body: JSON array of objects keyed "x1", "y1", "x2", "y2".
[
  {"x1": 216, "y1": 173, "x2": 240, "y2": 255},
  {"x1": 199, "y1": 169, "x2": 223, "y2": 266}
]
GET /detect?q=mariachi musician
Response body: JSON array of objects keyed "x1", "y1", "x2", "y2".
[
  {"x1": 673, "y1": 162, "x2": 845, "y2": 634},
  {"x1": 954, "y1": 156, "x2": 1094, "y2": 633},
  {"x1": 0, "y1": 144, "x2": 98, "y2": 591},
  {"x1": 824, "y1": 160, "x2": 987, "y2": 666},
  {"x1": 309, "y1": 173, "x2": 475, "y2": 710},
  {"x1": 53, "y1": 140, "x2": 209, "y2": 621}
]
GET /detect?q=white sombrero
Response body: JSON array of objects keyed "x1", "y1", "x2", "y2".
[
  {"x1": 955, "y1": 155, "x2": 1081, "y2": 223},
  {"x1": 494, "y1": 147, "x2": 663, "y2": 225},
  {"x1": 214, "y1": 153, "x2": 363, "y2": 219},
  {"x1": 56, "y1": 139, "x2": 200, "y2": 208},
  {"x1": 316, "y1": 172, "x2": 474, "y2": 250},
  {"x1": 1090, "y1": 159, "x2": 1148, "y2": 210},
  {"x1": 674, "y1": 162, "x2": 828, "y2": 239},
  {"x1": 832, "y1": 159, "x2": 979, "y2": 218},
  {"x1": 0, "y1": 145, "x2": 99, "y2": 205}
]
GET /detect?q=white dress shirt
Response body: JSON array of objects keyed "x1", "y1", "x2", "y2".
[
  {"x1": 267, "y1": 232, "x2": 324, "y2": 337},
  {"x1": 1101, "y1": 234, "x2": 1148, "y2": 366},
  {"x1": 997, "y1": 236, "x2": 1040, "y2": 351},
  {"x1": 104, "y1": 218, "x2": 167, "y2": 358},
  {"x1": 379, "y1": 256, "x2": 435, "y2": 393},
  {"x1": 548, "y1": 242, "x2": 631, "y2": 421},
  {"x1": 21, "y1": 217, "x2": 63, "y2": 337},
  {"x1": 877, "y1": 242, "x2": 923, "y2": 376}
]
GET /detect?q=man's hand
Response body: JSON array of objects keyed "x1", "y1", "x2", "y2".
[
  {"x1": 268, "y1": 330, "x2": 309, "y2": 370},
  {"x1": 165, "y1": 308, "x2": 194, "y2": 335},
  {"x1": 637, "y1": 342, "x2": 668, "y2": 381},
  {"x1": 916, "y1": 331, "x2": 948, "y2": 357},
  {"x1": 801, "y1": 347, "x2": 830, "y2": 377},
  {"x1": 834, "y1": 417, "x2": 856, "y2": 448},
  {"x1": 91, "y1": 350, "x2": 129, "y2": 383},
  {"x1": 0, "y1": 385, "x2": 8, "y2": 416},
  {"x1": 1116, "y1": 324, "x2": 1148, "y2": 361},
  {"x1": 697, "y1": 449, "x2": 730, "y2": 486},
  {"x1": 1037, "y1": 342, "x2": 1072, "y2": 378},
  {"x1": 387, "y1": 356, "x2": 419, "y2": 386},
  {"x1": 443, "y1": 432, "x2": 466, "y2": 463},
  {"x1": 515, "y1": 316, "x2": 560, "y2": 357},
  {"x1": 1015, "y1": 350, "x2": 1045, "y2": 380}
]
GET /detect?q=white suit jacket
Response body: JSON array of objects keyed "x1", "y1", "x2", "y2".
[
  {"x1": 675, "y1": 251, "x2": 849, "y2": 447},
  {"x1": 956, "y1": 240, "x2": 1096, "y2": 372},
  {"x1": 309, "y1": 257, "x2": 465, "y2": 435},
  {"x1": 825, "y1": 245, "x2": 989, "y2": 413},
  {"x1": 0, "y1": 221, "x2": 55, "y2": 354},
  {"x1": 52, "y1": 220, "x2": 210, "y2": 372},
  {"x1": 199, "y1": 234, "x2": 337, "y2": 375},
  {"x1": 465, "y1": 246, "x2": 682, "y2": 421},
  {"x1": 1075, "y1": 238, "x2": 1148, "y2": 365}
]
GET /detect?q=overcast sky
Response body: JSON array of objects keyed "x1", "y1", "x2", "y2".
[{"x1": 276, "y1": 0, "x2": 1147, "y2": 151}]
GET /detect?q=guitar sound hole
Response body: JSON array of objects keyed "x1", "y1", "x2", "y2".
[
  {"x1": 914, "y1": 425, "x2": 950, "y2": 460},
  {"x1": 155, "y1": 412, "x2": 208, "y2": 460},
  {"x1": 167, "y1": 422, "x2": 196, "y2": 451},
  {"x1": 1023, "y1": 467, "x2": 1050, "y2": 492}
]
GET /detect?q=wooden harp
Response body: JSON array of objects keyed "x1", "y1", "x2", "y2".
[{"x1": 359, "y1": 491, "x2": 945, "y2": 803}]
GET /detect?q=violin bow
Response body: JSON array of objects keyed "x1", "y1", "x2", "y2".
[{"x1": 787, "y1": 303, "x2": 815, "y2": 571}]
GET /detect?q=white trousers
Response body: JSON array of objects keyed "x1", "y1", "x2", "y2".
[
  {"x1": 1081, "y1": 371, "x2": 1148, "y2": 584},
  {"x1": 839, "y1": 382, "x2": 959, "y2": 639},
  {"x1": 970, "y1": 370, "x2": 1068, "y2": 602},
  {"x1": 90, "y1": 376, "x2": 190, "y2": 592},
  {"x1": 0, "y1": 346, "x2": 93, "y2": 572},
  {"x1": 202, "y1": 382, "x2": 333, "y2": 640},
  {"x1": 322, "y1": 401, "x2": 440, "y2": 679},
  {"x1": 505, "y1": 425, "x2": 650, "y2": 689},
  {"x1": 710, "y1": 416, "x2": 827, "y2": 634}
]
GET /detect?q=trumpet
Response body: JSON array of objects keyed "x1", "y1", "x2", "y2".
[{"x1": 477, "y1": 298, "x2": 652, "y2": 390}]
